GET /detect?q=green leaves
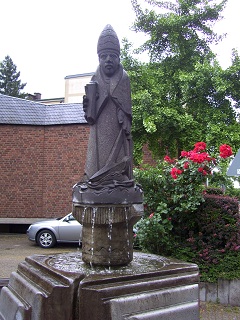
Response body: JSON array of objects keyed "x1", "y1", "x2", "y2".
[
  {"x1": 132, "y1": 0, "x2": 226, "y2": 62},
  {"x1": 121, "y1": 1, "x2": 240, "y2": 162},
  {"x1": 143, "y1": 117, "x2": 157, "y2": 133}
]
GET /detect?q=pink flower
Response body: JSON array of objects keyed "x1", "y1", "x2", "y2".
[{"x1": 149, "y1": 213, "x2": 154, "y2": 218}]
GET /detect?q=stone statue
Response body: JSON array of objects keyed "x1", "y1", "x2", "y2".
[
  {"x1": 74, "y1": 24, "x2": 142, "y2": 204},
  {"x1": 84, "y1": 25, "x2": 133, "y2": 189},
  {"x1": 72, "y1": 25, "x2": 143, "y2": 266}
]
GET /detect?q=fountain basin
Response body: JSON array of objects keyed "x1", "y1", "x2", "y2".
[{"x1": 0, "y1": 251, "x2": 200, "y2": 320}]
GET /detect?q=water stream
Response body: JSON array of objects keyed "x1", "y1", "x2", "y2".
[
  {"x1": 90, "y1": 207, "x2": 97, "y2": 268},
  {"x1": 107, "y1": 207, "x2": 114, "y2": 269},
  {"x1": 124, "y1": 207, "x2": 130, "y2": 260}
]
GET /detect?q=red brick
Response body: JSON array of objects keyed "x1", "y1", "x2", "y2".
[
  {"x1": 0, "y1": 124, "x2": 89, "y2": 218},
  {"x1": 0, "y1": 124, "x2": 153, "y2": 219}
]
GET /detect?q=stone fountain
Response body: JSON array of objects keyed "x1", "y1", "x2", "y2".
[{"x1": 0, "y1": 25, "x2": 200, "y2": 320}]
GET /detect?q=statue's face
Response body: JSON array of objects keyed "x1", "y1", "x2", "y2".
[{"x1": 99, "y1": 50, "x2": 120, "y2": 77}]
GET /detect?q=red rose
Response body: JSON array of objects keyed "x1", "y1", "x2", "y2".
[
  {"x1": 193, "y1": 142, "x2": 206, "y2": 152},
  {"x1": 181, "y1": 151, "x2": 189, "y2": 157},
  {"x1": 183, "y1": 162, "x2": 189, "y2": 169},
  {"x1": 219, "y1": 144, "x2": 233, "y2": 158},
  {"x1": 164, "y1": 155, "x2": 175, "y2": 163},
  {"x1": 170, "y1": 167, "x2": 183, "y2": 179},
  {"x1": 189, "y1": 151, "x2": 211, "y2": 163}
]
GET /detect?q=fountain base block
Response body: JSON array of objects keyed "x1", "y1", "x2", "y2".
[
  {"x1": 72, "y1": 203, "x2": 143, "y2": 266},
  {"x1": 0, "y1": 252, "x2": 200, "y2": 320}
]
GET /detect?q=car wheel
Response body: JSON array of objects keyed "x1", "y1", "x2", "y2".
[{"x1": 36, "y1": 229, "x2": 56, "y2": 248}]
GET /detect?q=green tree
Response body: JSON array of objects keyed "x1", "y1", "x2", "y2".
[
  {"x1": 121, "y1": 0, "x2": 240, "y2": 162},
  {"x1": 0, "y1": 55, "x2": 27, "y2": 98},
  {"x1": 131, "y1": 0, "x2": 226, "y2": 63}
]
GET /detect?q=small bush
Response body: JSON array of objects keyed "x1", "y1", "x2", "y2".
[
  {"x1": 174, "y1": 194, "x2": 240, "y2": 282},
  {"x1": 134, "y1": 142, "x2": 240, "y2": 282}
]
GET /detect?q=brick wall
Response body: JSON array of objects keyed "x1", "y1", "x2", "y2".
[
  {"x1": 0, "y1": 124, "x2": 154, "y2": 220},
  {"x1": 0, "y1": 124, "x2": 89, "y2": 219},
  {"x1": 142, "y1": 144, "x2": 157, "y2": 166}
]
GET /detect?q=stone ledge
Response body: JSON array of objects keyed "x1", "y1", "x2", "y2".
[
  {"x1": 2, "y1": 276, "x2": 240, "y2": 307},
  {"x1": 200, "y1": 279, "x2": 240, "y2": 306}
]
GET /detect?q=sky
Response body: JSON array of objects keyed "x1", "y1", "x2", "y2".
[{"x1": 0, "y1": 0, "x2": 240, "y2": 99}]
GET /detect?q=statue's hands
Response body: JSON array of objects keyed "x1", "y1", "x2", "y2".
[{"x1": 118, "y1": 109, "x2": 131, "y2": 135}]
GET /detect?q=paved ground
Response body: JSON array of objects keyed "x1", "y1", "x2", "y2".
[
  {"x1": 0, "y1": 233, "x2": 80, "y2": 278},
  {"x1": 0, "y1": 233, "x2": 240, "y2": 319},
  {"x1": 200, "y1": 302, "x2": 240, "y2": 319}
]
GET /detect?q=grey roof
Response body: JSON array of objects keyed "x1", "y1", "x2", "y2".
[{"x1": 0, "y1": 94, "x2": 87, "y2": 125}]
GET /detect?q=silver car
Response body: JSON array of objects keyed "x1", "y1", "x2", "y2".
[{"x1": 27, "y1": 213, "x2": 82, "y2": 248}]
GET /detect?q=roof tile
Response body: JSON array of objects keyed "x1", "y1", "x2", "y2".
[{"x1": 0, "y1": 93, "x2": 87, "y2": 125}]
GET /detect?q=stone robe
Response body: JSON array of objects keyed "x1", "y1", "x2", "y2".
[{"x1": 85, "y1": 64, "x2": 133, "y2": 188}]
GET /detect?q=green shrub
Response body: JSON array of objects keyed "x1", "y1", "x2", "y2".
[
  {"x1": 135, "y1": 211, "x2": 174, "y2": 255},
  {"x1": 174, "y1": 194, "x2": 240, "y2": 282},
  {"x1": 134, "y1": 142, "x2": 240, "y2": 282}
]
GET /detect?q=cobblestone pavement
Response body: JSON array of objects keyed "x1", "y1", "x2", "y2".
[{"x1": 1, "y1": 233, "x2": 240, "y2": 319}]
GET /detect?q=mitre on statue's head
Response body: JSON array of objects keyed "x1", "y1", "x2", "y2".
[{"x1": 97, "y1": 24, "x2": 120, "y2": 55}]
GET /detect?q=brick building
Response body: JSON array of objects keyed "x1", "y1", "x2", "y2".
[
  {"x1": 0, "y1": 93, "x2": 89, "y2": 229},
  {"x1": 0, "y1": 93, "x2": 155, "y2": 230}
]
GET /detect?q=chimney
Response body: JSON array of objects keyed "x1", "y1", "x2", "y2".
[{"x1": 34, "y1": 92, "x2": 41, "y2": 100}]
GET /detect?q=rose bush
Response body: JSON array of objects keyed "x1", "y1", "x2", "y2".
[
  {"x1": 135, "y1": 142, "x2": 233, "y2": 230},
  {"x1": 134, "y1": 142, "x2": 239, "y2": 281}
]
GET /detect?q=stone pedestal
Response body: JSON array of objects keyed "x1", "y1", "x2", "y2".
[
  {"x1": 72, "y1": 203, "x2": 143, "y2": 266},
  {"x1": 0, "y1": 252, "x2": 200, "y2": 320}
]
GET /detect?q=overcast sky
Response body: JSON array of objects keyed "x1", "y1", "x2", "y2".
[{"x1": 1, "y1": 0, "x2": 240, "y2": 99}]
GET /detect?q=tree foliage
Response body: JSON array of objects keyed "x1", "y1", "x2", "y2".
[
  {"x1": 121, "y1": 0, "x2": 240, "y2": 163},
  {"x1": 0, "y1": 55, "x2": 27, "y2": 98},
  {"x1": 131, "y1": 0, "x2": 227, "y2": 62}
]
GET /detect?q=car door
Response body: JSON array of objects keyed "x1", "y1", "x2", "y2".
[{"x1": 58, "y1": 215, "x2": 82, "y2": 242}]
